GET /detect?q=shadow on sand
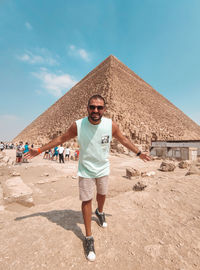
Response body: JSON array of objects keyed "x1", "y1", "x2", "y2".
[{"x1": 15, "y1": 209, "x2": 112, "y2": 243}]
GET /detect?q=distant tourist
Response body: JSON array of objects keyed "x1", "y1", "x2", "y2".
[
  {"x1": 24, "y1": 94, "x2": 151, "y2": 261},
  {"x1": 52, "y1": 146, "x2": 59, "y2": 161},
  {"x1": 0, "y1": 142, "x2": 4, "y2": 151},
  {"x1": 49, "y1": 149, "x2": 53, "y2": 160},
  {"x1": 75, "y1": 149, "x2": 79, "y2": 161},
  {"x1": 16, "y1": 142, "x2": 23, "y2": 163},
  {"x1": 43, "y1": 150, "x2": 49, "y2": 159},
  {"x1": 23, "y1": 142, "x2": 29, "y2": 163},
  {"x1": 58, "y1": 144, "x2": 65, "y2": 163},
  {"x1": 65, "y1": 146, "x2": 70, "y2": 161}
]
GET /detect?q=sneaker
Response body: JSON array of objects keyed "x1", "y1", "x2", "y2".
[
  {"x1": 95, "y1": 208, "x2": 107, "y2": 228},
  {"x1": 85, "y1": 236, "x2": 96, "y2": 262}
]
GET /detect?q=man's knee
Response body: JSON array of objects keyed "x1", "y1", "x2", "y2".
[{"x1": 82, "y1": 199, "x2": 92, "y2": 206}]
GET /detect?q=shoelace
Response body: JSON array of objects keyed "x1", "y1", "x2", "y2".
[{"x1": 86, "y1": 239, "x2": 94, "y2": 251}]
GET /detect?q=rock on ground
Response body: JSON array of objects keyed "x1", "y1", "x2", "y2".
[
  {"x1": 126, "y1": 168, "x2": 140, "y2": 178},
  {"x1": 160, "y1": 161, "x2": 176, "y2": 172},
  {"x1": 2, "y1": 176, "x2": 34, "y2": 206},
  {"x1": 186, "y1": 165, "x2": 200, "y2": 176}
]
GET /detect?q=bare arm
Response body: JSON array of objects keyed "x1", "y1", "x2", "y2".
[
  {"x1": 25, "y1": 122, "x2": 77, "y2": 159},
  {"x1": 112, "y1": 121, "x2": 151, "y2": 161}
]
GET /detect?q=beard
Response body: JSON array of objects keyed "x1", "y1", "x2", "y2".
[{"x1": 89, "y1": 112, "x2": 102, "y2": 122}]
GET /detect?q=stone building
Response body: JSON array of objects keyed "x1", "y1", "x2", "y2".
[
  {"x1": 13, "y1": 55, "x2": 200, "y2": 150},
  {"x1": 150, "y1": 140, "x2": 200, "y2": 160}
]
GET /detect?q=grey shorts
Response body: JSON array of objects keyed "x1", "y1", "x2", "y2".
[{"x1": 79, "y1": 175, "x2": 109, "y2": 201}]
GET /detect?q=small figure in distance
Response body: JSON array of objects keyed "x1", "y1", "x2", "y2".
[
  {"x1": 58, "y1": 144, "x2": 65, "y2": 163},
  {"x1": 52, "y1": 146, "x2": 59, "y2": 161},
  {"x1": 23, "y1": 142, "x2": 29, "y2": 163},
  {"x1": 16, "y1": 142, "x2": 23, "y2": 164},
  {"x1": 65, "y1": 145, "x2": 70, "y2": 161}
]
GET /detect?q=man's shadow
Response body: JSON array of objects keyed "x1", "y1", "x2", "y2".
[{"x1": 15, "y1": 209, "x2": 112, "y2": 243}]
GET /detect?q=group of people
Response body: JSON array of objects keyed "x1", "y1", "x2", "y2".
[
  {"x1": 0, "y1": 141, "x2": 15, "y2": 151},
  {"x1": 16, "y1": 142, "x2": 31, "y2": 163},
  {"x1": 43, "y1": 145, "x2": 73, "y2": 163}
]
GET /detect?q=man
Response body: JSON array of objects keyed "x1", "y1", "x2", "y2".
[
  {"x1": 52, "y1": 146, "x2": 59, "y2": 161},
  {"x1": 0, "y1": 142, "x2": 4, "y2": 151},
  {"x1": 65, "y1": 146, "x2": 70, "y2": 161},
  {"x1": 25, "y1": 94, "x2": 151, "y2": 261},
  {"x1": 58, "y1": 144, "x2": 65, "y2": 163},
  {"x1": 16, "y1": 142, "x2": 24, "y2": 164}
]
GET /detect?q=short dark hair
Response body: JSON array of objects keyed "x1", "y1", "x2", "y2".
[{"x1": 88, "y1": 95, "x2": 106, "y2": 106}]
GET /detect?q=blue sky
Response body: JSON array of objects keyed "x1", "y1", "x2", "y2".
[{"x1": 0, "y1": 0, "x2": 200, "y2": 141}]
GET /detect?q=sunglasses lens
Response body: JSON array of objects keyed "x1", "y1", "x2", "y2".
[{"x1": 89, "y1": 105, "x2": 104, "y2": 110}]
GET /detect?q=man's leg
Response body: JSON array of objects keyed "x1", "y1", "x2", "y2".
[
  {"x1": 82, "y1": 199, "x2": 96, "y2": 262},
  {"x1": 96, "y1": 193, "x2": 106, "y2": 213},
  {"x1": 82, "y1": 199, "x2": 92, "y2": 236},
  {"x1": 95, "y1": 176, "x2": 108, "y2": 228}
]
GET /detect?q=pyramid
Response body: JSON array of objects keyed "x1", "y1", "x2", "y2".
[{"x1": 13, "y1": 55, "x2": 200, "y2": 148}]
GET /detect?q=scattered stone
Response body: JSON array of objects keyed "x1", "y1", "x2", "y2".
[
  {"x1": 178, "y1": 161, "x2": 190, "y2": 169},
  {"x1": 11, "y1": 171, "x2": 21, "y2": 177},
  {"x1": 133, "y1": 182, "x2": 147, "y2": 191},
  {"x1": 37, "y1": 179, "x2": 49, "y2": 184},
  {"x1": 72, "y1": 176, "x2": 78, "y2": 179},
  {"x1": 2, "y1": 176, "x2": 34, "y2": 207},
  {"x1": 185, "y1": 165, "x2": 200, "y2": 176},
  {"x1": 141, "y1": 171, "x2": 155, "y2": 177},
  {"x1": 126, "y1": 168, "x2": 140, "y2": 179},
  {"x1": 160, "y1": 162, "x2": 176, "y2": 172}
]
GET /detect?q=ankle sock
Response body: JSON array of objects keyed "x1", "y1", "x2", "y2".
[
  {"x1": 97, "y1": 208, "x2": 103, "y2": 215},
  {"x1": 86, "y1": 236, "x2": 93, "y2": 240}
]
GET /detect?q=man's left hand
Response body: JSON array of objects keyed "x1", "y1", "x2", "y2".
[{"x1": 139, "y1": 153, "x2": 152, "y2": 162}]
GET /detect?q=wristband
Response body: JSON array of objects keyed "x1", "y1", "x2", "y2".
[
  {"x1": 37, "y1": 148, "x2": 42, "y2": 154},
  {"x1": 136, "y1": 151, "x2": 141, "y2": 156}
]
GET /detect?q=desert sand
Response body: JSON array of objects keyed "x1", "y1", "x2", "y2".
[{"x1": 0, "y1": 149, "x2": 200, "y2": 270}]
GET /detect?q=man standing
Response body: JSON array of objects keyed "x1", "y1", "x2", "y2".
[
  {"x1": 65, "y1": 146, "x2": 70, "y2": 161},
  {"x1": 25, "y1": 94, "x2": 151, "y2": 261},
  {"x1": 58, "y1": 144, "x2": 65, "y2": 163},
  {"x1": 0, "y1": 142, "x2": 4, "y2": 151},
  {"x1": 16, "y1": 142, "x2": 24, "y2": 164}
]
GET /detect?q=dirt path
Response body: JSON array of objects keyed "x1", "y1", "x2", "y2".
[{"x1": 0, "y1": 151, "x2": 200, "y2": 269}]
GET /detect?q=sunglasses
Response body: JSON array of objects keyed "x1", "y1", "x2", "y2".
[{"x1": 89, "y1": 105, "x2": 104, "y2": 110}]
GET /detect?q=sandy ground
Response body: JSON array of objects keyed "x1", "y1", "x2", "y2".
[{"x1": 0, "y1": 150, "x2": 200, "y2": 270}]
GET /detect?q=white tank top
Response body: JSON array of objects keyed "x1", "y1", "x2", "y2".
[{"x1": 76, "y1": 117, "x2": 112, "y2": 178}]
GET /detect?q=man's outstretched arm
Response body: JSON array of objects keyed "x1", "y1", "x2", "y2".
[
  {"x1": 112, "y1": 121, "x2": 151, "y2": 161},
  {"x1": 25, "y1": 122, "x2": 77, "y2": 159}
]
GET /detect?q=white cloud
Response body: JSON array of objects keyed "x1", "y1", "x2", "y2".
[
  {"x1": 78, "y1": 49, "x2": 90, "y2": 61},
  {"x1": 32, "y1": 68, "x2": 78, "y2": 97},
  {"x1": 68, "y1": 45, "x2": 91, "y2": 62},
  {"x1": 16, "y1": 49, "x2": 58, "y2": 66},
  {"x1": 25, "y1": 22, "x2": 32, "y2": 30},
  {"x1": 0, "y1": 115, "x2": 27, "y2": 141}
]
